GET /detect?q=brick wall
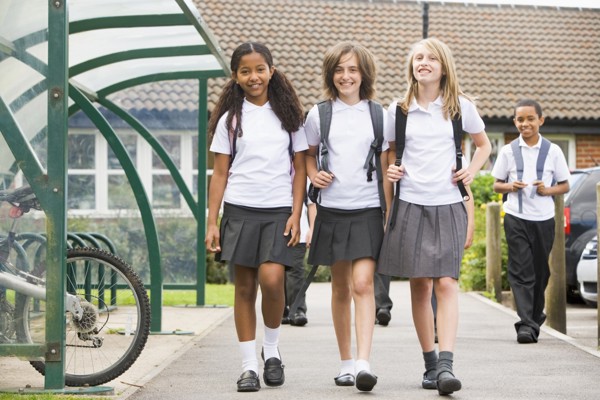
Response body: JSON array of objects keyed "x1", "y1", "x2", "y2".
[{"x1": 576, "y1": 135, "x2": 600, "y2": 168}]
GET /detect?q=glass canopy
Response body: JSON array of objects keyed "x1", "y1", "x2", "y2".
[{"x1": 0, "y1": 0, "x2": 229, "y2": 179}]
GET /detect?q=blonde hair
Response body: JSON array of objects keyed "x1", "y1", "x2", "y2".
[
  {"x1": 399, "y1": 37, "x2": 473, "y2": 120},
  {"x1": 322, "y1": 42, "x2": 377, "y2": 100}
]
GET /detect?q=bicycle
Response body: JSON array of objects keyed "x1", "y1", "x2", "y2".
[{"x1": 0, "y1": 185, "x2": 151, "y2": 387}]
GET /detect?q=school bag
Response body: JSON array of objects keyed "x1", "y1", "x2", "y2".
[
  {"x1": 506, "y1": 137, "x2": 551, "y2": 213},
  {"x1": 307, "y1": 100, "x2": 387, "y2": 216},
  {"x1": 389, "y1": 105, "x2": 470, "y2": 229},
  {"x1": 289, "y1": 100, "x2": 385, "y2": 319}
]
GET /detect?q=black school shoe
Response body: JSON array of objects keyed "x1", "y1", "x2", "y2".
[
  {"x1": 237, "y1": 370, "x2": 260, "y2": 392},
  {"x1": 375, "y1": 308, "x2": 391, "y2": 326},
  {"x1": 355, "y1": 370, "x2": 378, "y2": 391},
  {"x1": 261, "y1": 349, "x2": 285, "y2": 386},
  {"x1": 422, "y1": 369, "x2": 437, "y2": 389},
  {"x1": 290, "y1": 310, "x2": 308, "y2": 326},
  {"x1": 437, "y1": 371, "x2": 462, "y2": 396},
  {"x1": 517, "y1": 325, "x2": 538, "y2": 344}
]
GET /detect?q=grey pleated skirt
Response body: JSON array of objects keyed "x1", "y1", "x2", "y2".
[
  {"x1": 216, "y1": 203, "x2": 295, "y2": 268},
  {"x1": 377, "y1": 200, "x2": 467, "y2": 279},
  {"x1": 307, "y1": 205, "x2": 384, "y2": 266}
]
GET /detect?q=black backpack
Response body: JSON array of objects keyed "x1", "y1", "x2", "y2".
[
  {"x1": 307, "y1": 100, "x2": 386, "y2": 216},
  {"x1": 389, "y1": 105, "x2": 469, "y2": 229}
]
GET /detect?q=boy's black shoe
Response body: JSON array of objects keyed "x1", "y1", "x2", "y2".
[
  {"x1": 517, "y1": 326, "x2": 538, "y2": 344},
  {"x1": 376, "y1": 308, "x2": 391, "y2": 326},
  {"x1": 290, "y1": 310, "x2": 308, "y2": 326},
  {"x1": 281, "y1": 306, "x2": 290, "y2": 324},
  {"x1": 237, "y1": 370, "x2": 260, "y2": 392}
]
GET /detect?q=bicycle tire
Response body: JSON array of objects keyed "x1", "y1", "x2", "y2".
[{"x1": 18, "y1": 247, "x2": 150, "y2": 387}]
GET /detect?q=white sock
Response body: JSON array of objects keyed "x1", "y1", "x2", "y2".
[
  {"x1": 239, "y1": 340, "x2": 258, "y2": 373},
  {"x1": 262, "y1": 326, "x2": 280, "y2": 360},
  {"x1": 340, "y1": 358, "x2": 355, "y2": 376},
  {"x1": 355, "y1": 359, "x2": 371, "y2": 374}
]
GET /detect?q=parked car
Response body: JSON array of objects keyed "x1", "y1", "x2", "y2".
[
  {"x1": 576, "y1": 236, "x2": 597, "y2": 307},
  {"x1": 564, "y1": 166, "x2": 600, "y2": 303}
]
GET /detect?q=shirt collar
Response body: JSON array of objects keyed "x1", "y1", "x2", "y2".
[
  {"x1": 408, "y1": 96, "x2": 443, "y2": 113},
  {"x1": 332, "y1": 98, "x2": 369, "y2": 112},
  {"x1": 518, "y1": 133, "x2": 543, "y2": 149},
  {"x1": 243, "y1": 98, "x2": 272, "y2": 112}
]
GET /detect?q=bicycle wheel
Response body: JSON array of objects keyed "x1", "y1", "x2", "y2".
[{"x1": 24, "y1": 247, "x2": 150, "y2": 386}]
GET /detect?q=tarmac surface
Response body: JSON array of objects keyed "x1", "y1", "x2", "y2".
[{"x1": 1, "y1": 280, "x2": 600, "y2": 399}]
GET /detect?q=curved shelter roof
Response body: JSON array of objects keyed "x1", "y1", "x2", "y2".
[
  {"x1": 0, "y1": 0, "x2": 229, "y2": 178},
  {"x1": 0, "y1": 0, "x2": 229, "y2": 342}
]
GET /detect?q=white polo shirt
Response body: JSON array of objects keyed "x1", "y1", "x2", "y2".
[
  {"x1": 305, "y1": 98, "x2": 389, "y2": 210},
  {"x1": 210, "y1": 99, "x2": 308, "y2": 208},
  {"x1": 384, "y1": 96, "x2": 486, "y2": 206},
  {"x1": 492, "y1": 134, "x2": 570, "y2": 221}
]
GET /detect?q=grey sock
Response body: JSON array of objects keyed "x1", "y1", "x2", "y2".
[
  {"x1": 423, "y1": 350, "x2": 438, "y2": 379},
  {"x1": 437, "y1": 351, "x2": 454, "y2": 380}
]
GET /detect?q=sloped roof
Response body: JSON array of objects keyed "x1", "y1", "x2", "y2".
[{"x1": 115, "y1": 0, "x2": 600, "y2": 122}]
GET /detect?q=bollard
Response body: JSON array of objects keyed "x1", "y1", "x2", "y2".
[
  {"x1": 486, "y1": 202, "x2": 502, "y2": 303},
  {"x1": 546, "y1": 194, "x2": 566, "y2": 334}
]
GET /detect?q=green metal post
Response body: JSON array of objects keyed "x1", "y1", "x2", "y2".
[
  {"x1": 45, "y1": 0, "x2": 69, "y2": 389},
  {"x1": 196, "y1": 79, "x2": 207, "y2": 306}
]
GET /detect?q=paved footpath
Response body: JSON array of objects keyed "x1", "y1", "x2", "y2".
[{"x1": 126, "y1": 281, "x2": 600, "y2": 400}]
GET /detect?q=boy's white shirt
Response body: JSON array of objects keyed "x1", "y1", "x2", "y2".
[{"x1": 491, "y1": 134, "x2": 570, "y2": 221}]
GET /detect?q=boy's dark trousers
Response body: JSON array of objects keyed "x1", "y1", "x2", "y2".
[
  {"x1": 375, "y1": 272, "x2": 393, "y2": 312},
  {"x1": 504, "y1": 214, "x2": 555, "y2": 337}
]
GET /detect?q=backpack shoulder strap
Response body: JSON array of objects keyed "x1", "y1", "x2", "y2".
[
  {"x1": 228, "y1": 114, "x2": 239, "y2": 167},
  {"x1": 452, "y1": 114, "x2": 470, "y2": 201},
  {"x1": 536, "y1": 137, "x2": 551, "y2": 181},
  {"x1": 510, "y1": 138, "x2": 525, "y2": 212},
  {"x1": 389, "y1": 105, "x2": 406, "y2": 229},
  {"x1": 316, "y1": 100, "x2": 332, "y2": 172},
  {"x1": 366, "y1": 100, "x2": 386, "y2": 215}
]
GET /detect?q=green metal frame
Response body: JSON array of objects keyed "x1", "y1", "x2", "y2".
[{"x1": 0, "y1": 0, "x2": 229, "y2": 388}]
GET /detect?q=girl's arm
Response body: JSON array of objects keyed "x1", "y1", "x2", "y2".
[
  {"x1": 380, "y1": 148, "x2": 393, "y2": 226},
  {"x1": 305, "y1": 202, "x2": 316, "y2": 248},
  {"x1": 288, "y1": 151, "x2": 307, "y2": 246},
  {"x1": 205, "y1": 153, "x2": 230, "y2": 253},
  {"x1": 464, "y1": 185, "x2": 475, "y2": 249},
  {"x1": 454, "y1": 131, "x2": 492, "y2": 186}
]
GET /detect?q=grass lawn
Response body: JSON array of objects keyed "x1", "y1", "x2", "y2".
[{"x1": 159, "y1": 283, "x2": 234, "y2": 307}]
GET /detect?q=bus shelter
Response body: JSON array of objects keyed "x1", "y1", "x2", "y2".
[{"x1": 0, "y1": 0, "x2": 228, "y2": 390}]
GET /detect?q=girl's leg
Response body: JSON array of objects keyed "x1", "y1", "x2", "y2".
[
  {"x1": 351, "y1": 257, "x2": 376, "y2": 364},
  {"x1": 351, "y1": 258, "x2": 378, "y2": 392},
  {"x1": 433, "y1": 277, "x2": 461, "y2": 395},
  {"x1": 433, "y1": 277, "x2": 459, "y2": 352},
  {"x1": 233, "y1": 265, "x2": 261, "y2": 390},
  {"x1": 257, "y1": 262, "x2": 286, "y2": 387},
  {"x1": 410, "y1": 278, "x2": 439, "y2": 390},
  {"x1": 410, "y1": 277, "x2": 435, "y2": 352},
  {"x1": 330, "y1": 260, "x2": 353, "y2": 370},
  {"x1": 258, "y1": 262, "x2": 286, "y2": 359}
]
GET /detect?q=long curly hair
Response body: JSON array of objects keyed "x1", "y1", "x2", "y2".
[{"x1": 208, "y1": 42, "x2": 304, "y2": 139}]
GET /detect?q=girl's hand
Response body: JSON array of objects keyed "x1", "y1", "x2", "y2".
[
  {"x1": 205, "y1": 225, "x2": 221, "y2": 253},
  {"x1": 284, "y1": 217, "x2": 300, "y2": 247},
  {"x1": 312, "y1": 170, "x2": 334, "y2": 189},
  {"x1": 387, "y1": 164, "x2": 404, "y2": 183},
  {"x1": 453, "y1": 167, "x2": 473, "y2": 186}
]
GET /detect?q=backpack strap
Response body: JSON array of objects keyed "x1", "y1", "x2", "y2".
[
  {"x1": 389, "y1": 105, "x2": 406, "y2": 229},
  {"x1": 452, "y1": 115, "x2": 470, "y2": 201},
  {"x1": 316, "y1": 101, "x2": 332, "y2": 173},
  {"x1": 510, "y1": 137, "x2": 552, "y2": 212},
  {"x1": 366, "y1": 100, "x2": 386, "y2": 216}
]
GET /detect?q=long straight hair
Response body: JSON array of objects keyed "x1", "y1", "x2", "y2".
[{"x1": 399, "y1": 37, "x2": 473, "y2": 120}]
